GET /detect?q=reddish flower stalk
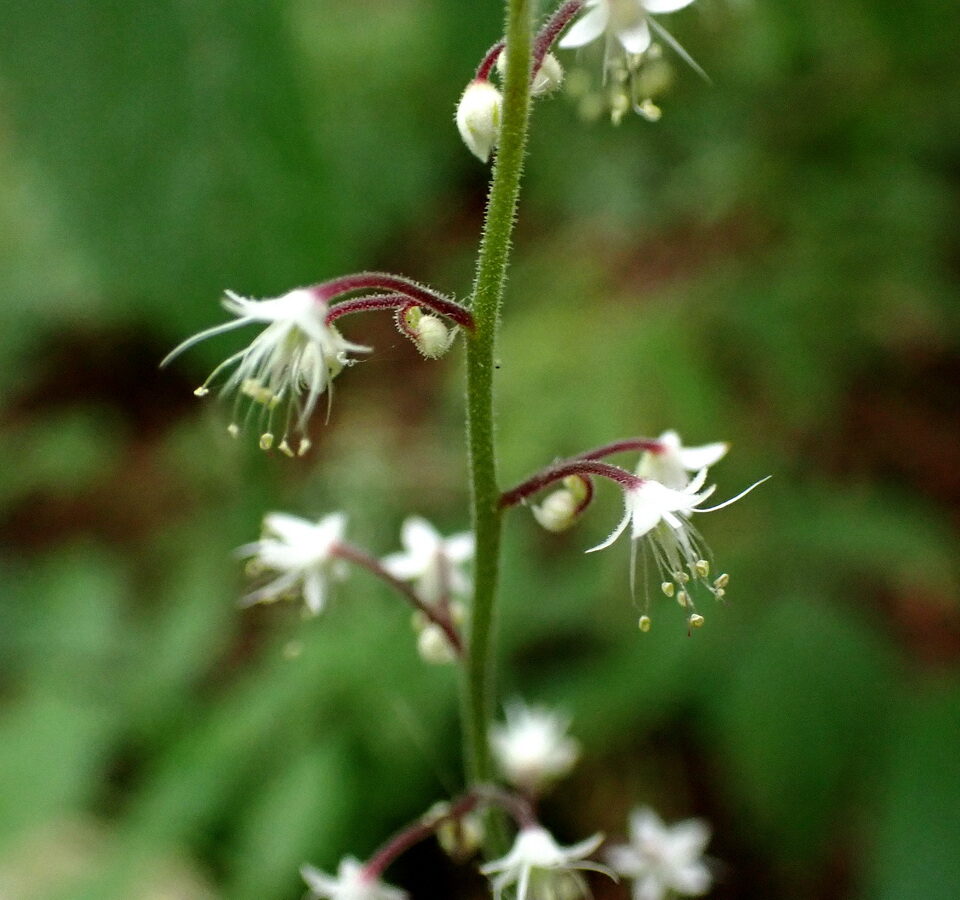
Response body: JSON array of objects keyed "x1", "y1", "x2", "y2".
[
  {"x1": 332, "y1": 542, "x2": 463, "y2": 656},
  {"x1": 476, "y1": 40, "x2": 506, "y2": 80},
  {"x1": 473, "y1": 1, "x2": 584, "y2": 87},
  {"x1": 314, "y1": 272, "x2": 475, "y2": 330},
  {"x1": 574, "y1": 436, "x2": 664, "y2": 461},
  {"x1": 533, "y1": 0, "x2": 584, "y2": 71},
  {"x1": 500, "y1": 459, "x2": 641, "y2": 509},
  {"x1": 362, "y1": 787, "x2": 537, "y2": 881}
]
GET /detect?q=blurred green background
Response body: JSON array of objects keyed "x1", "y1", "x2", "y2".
[{"x1": 1, "y1": 0, "x2": 958, "y2": 898}]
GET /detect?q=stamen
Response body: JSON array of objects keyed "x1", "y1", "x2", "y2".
[
  {"x1": 688, "y1": 614, "x2": 705, "y2": 628},
  {"x1": 227, "y1": 423, "x2": 240, "y2": 438},
  {"x1": 259, "y1": 432, "x2": 274, "y2": 451},
  {"x1": 713, "y1": 573, "x2": 729, "y2": 589},
  {"x1": 297, "y1": 438, "x2": 312, "y2": 457},
  {"x1": 278, "y1": 439, "x2": 295, "y2": 458},
  {"x1": 638, "y1": 615, "x2": 652, "y2": 632},
  {"x1": 676, "y1": 589, "x2": 689, "y2": 608},
  {"x1": 694, "y1": 559, "x2": 710, "y2": 578},
  {"x1": 661, "y1": 582, "x2": 674, "y2": 597},
  {"x1": 194, "y1": 386, "x2": 210, "y2": 397}
]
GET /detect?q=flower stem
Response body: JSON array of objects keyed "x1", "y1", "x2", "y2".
[{"x1": 461, "y1": 0, "x2": 533, "y2": 818}]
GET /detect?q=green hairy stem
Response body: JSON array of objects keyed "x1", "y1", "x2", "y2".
[{"x1": 461, "y1": 0, "x2": 533, "y2": 808}]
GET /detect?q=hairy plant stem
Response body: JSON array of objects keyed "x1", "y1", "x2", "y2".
[{"x1": 461, "y1": 0, "x2": 533, "y2": 849}]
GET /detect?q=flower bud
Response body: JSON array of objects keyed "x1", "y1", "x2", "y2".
[
  {"x1": 417, "y1": 623, "x2": 457, "y2": 665},
  {"x1": 401, "y1": 306, "x2": 457, "y2": 359},
  {"x1": 532, "y1": 488, "x2": 582, "y2": 533},
  {"x1": 456, "y1": 79, "x2": 502, "y2": 163},
  {"x1": 437, "y1": 811, "x2": 485, "y2": 862}
]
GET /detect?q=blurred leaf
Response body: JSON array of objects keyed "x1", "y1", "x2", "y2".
[{"x1": 860, "y1": 679, "x2": 960, "y2": 900}]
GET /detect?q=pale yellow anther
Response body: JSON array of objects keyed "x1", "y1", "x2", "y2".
[
  {"x1": 676, "y1": 590, "x2": 689, "y2": 608},
  {"x1": 688, "y1": 614, "x2": 705, "y2": 629},
  {"x1": 636, "y1": 98, "x2": 662, "y2": 122},
  {"x1": 259, "y1": 432, "x2": 274, "y2": 451},
  {"x1": 297, "y1": 438, "x2": 312, "y2": 457},
  {"x1": 194, "y1": 386, "x2": 210, "y2": 397},
  {"x1": 676, "y1": 571, "x2": 690, "y2": 584},
  {"x1": 661, "y1": 581, "x2": 675, "y2": 597},
  {"x1": 714, "y1": 588, "x2": 725, "y2": 599},
  {"x1": 227, "y1": 423, "x2": 240, "y2": 438},
  {"x1": 278, "y1": 439, "x2": 294, "y2": 458},
  {"x1": 638, "y1": 615, "x2": 652, "y2": 632},
  {"x1": 714, "y1": 573, "x2": 730, "y2": 589},
  {"x1": 694, "y1": 559, "x2": 710, "y2": 578}
]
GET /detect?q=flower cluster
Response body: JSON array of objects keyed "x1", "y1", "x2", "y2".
[{"x1": 164, "y1": 3, "x2": 750, "y2": 897}]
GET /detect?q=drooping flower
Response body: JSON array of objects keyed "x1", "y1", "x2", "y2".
[
  {"x1": 491, "y1": 701, "x2": 581, "y2": 793},
  {"x1": 236, "y1": 512, "x2": 348, "y2": 615},
  {"x1": 300, "y1": 858, "x2": 406, "y2": 900},
  {"x1": 162, "y1": 287, "x2": 370, "y2": 455},
  {"x1": 606, "y1": 807, "x2": 712, "y2": 900},
  {"x1": 559, "y1": 0, "x2": 696, "y2": 60},
  {"x1": 636, "y1": 430, "x2": 728, "y2": 490},
  {"x1": 381, "y1": 517, "x2": 474, "y2": 608},
  {"x1": 588, "y1": 468, "x2": 767, "y2": 625},
  {"x1": 481, "y1": 826, "x2": 612, "y2": 900}
]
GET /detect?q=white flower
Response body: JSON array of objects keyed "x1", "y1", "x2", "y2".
[
  {"x1": 381, "y1": 517, "x2": 474, "y2": 608},
  {"x1": 481, "y1": 827, "x2": 612, "y2": 900},
  {"x1": 559, "y1": 0, "x2": 697, "y2": 72},
  {"x1": 236, "y1": 512, "x2": 347, "y2": 615},
  {"x1": 162, "y1": 287, "x2": 370, "y2": 454},
  {"x1": 300, "y1": 858, "x2": 406, "y2": 900},
  {"x1": 456, "y1": 79, "x2": 502, "y2": 163},
  {"x1": 588, "y1": 468, "x2": 767, "y2": 622},
  {"x1": 606, "y1": 807, "x2": 712, "y2": 900},
  {"x1": 491, "y1": 701, "x2": 581, "y2": 792},
  {"x1": 637, "y1": 430, "x2": 728, "y2": 490}
]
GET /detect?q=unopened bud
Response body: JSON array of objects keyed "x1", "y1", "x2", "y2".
[
  {"x1": 417, "y1": 624, "x2": 457, "y2": 665},
  {"x1": 532, "y1": 489, "x2": 580, "y2": 533},
  {"x1": 497, "y1": 49, "x2": 564, "y2": 97},
  {"x1": 402, "y1": 306, "x2": 456, "y2": 359},
  {"x1": 456, "y1": 79, "x2": 502, "y2": 163},
  {"x1": 437, "y1": 811, "x2": 485, "y2": 862}
]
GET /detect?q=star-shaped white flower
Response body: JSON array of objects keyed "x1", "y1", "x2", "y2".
[
  {"x1": 559, "y1": 0, "x2": 699, "y2": 74},
  {"x1": 588, "y1": 468, "x2": 767, "y2": 622},
  {"x1": 236, "y1": 512, "x2": 347, "y2": 615},
  {"x1": 606, "y1": 807, "x2": 712, "y2": 900},
  {"x1": 381, "y1": 516, "x2": 474, "y2": 608},
  {"x1": 560, "y1": 0, "x2": 696, "y2": 56},
  {"x1": 162, "y1": 287, "x2": 370, "y2": 454},
  {"x1": 300, "y1": 858, "x2": 406, "y2": 900},
  {"x1": 491, "y1": 701, "x2": 581, "y2": 793},
  {"x1": 481, "y1": 827, "x2": 612, "y2": 900},
  {"x1": 637, "y1": 430, "x2": 728, "y2": 490}
]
